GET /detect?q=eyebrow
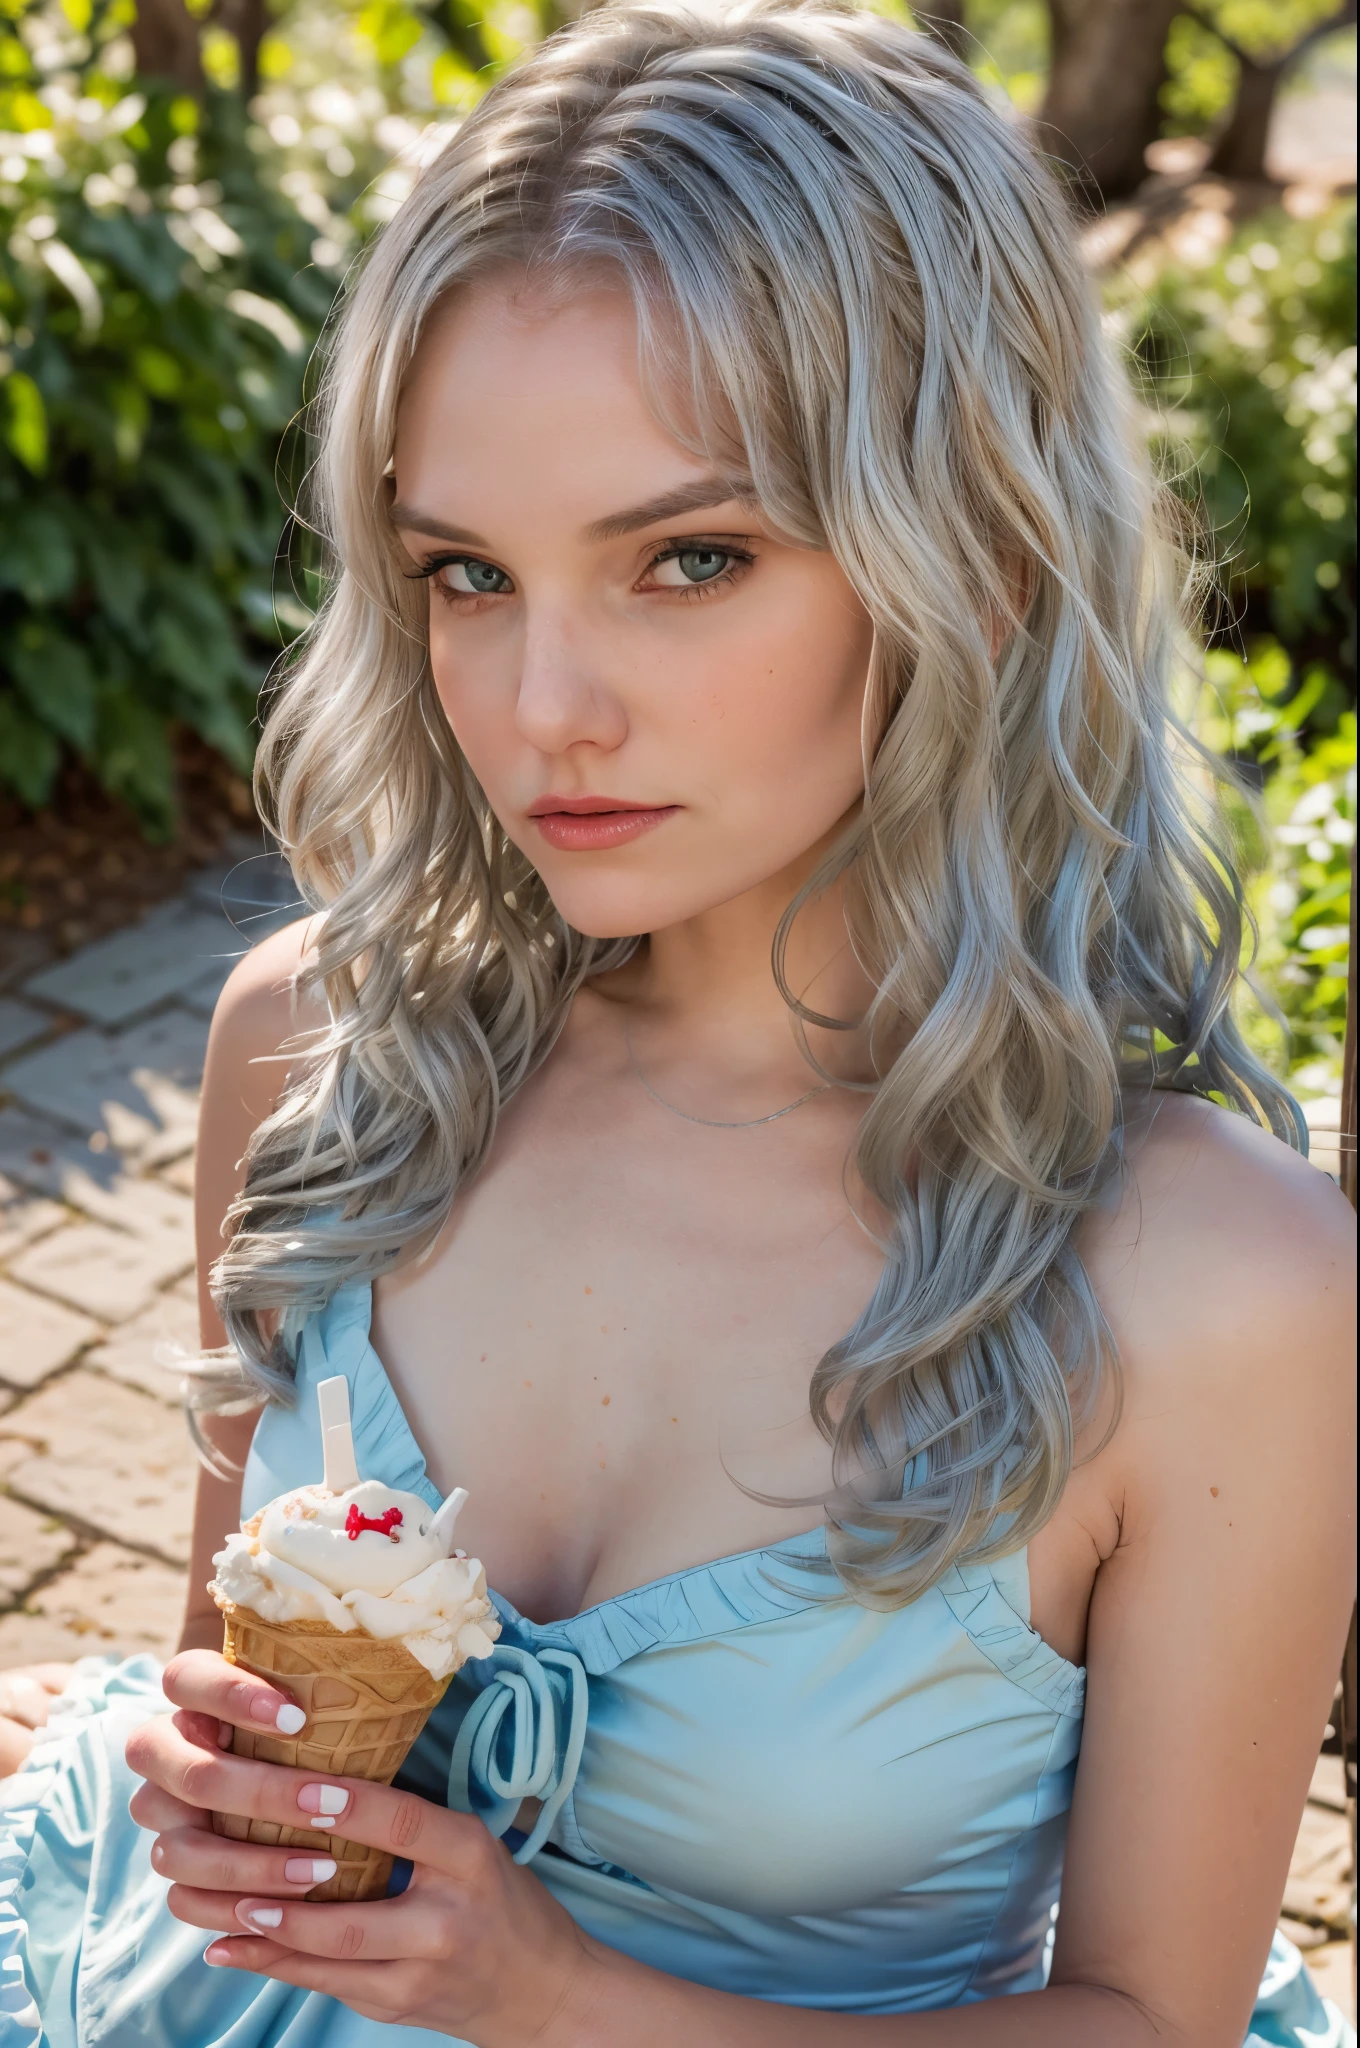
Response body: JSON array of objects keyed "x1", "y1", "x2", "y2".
[
  {"x1": 584, "y1": 475, "x2": 759, "y2": 542},
  {"x1": 388, "y1": 473, "x2": 759, "y2": 551}
]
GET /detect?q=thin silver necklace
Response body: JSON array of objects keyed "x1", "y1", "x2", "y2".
[{"x1": 625, "y1": 1027, "x2": 832, "y2": 1129}]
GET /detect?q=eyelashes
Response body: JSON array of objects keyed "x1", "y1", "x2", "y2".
[{"x1": 404, "y1": 538, "x2": 757, "y2": 608}]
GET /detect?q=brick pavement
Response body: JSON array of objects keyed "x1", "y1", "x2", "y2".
[
  {"x1": 0, "y1": 858, "x2": 1352, "y2": 2015},
  {"x1": 0, "y1": 844, "x2": 297, "y2": 1666}
]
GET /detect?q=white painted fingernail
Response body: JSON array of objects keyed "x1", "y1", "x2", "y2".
[
  {"x1": 284, "y1": 1857, "x2": 336, "y2": 1883},
  {"x1": 275, "y1": 1704, "x2": 306, "y2": 1735},
  {"x1": 238, "y1": 1904, "x2": 283, "y2": 1930},
  {"x1": 308, "y1": 1815, "x2": 337, "y2": 1829},
  {"x1": 300, "y1": 1783, "x2": 349, "y2": 1815}
]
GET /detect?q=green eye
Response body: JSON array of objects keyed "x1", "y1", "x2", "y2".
[
  {"x1": 676, "y1": 548, "x2": 729, "y2": 583},
  {"x1": 440, "y1": 557, "x2": 513, "y2": 595}
]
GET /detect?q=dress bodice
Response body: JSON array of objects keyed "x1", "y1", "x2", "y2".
[{"x1": 243, "y1": 1281, "x2": 1086, "y2": 2013}]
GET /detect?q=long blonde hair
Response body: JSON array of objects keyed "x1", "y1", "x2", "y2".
[{"x1": 209, "y1": 0, "x2": 1298, "y2": 1603}]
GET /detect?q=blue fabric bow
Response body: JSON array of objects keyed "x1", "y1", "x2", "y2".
[{"x1": 446, "y1": 1644, "x2": 589, "y2": 1865}]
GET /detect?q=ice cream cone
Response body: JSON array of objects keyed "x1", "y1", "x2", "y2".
[{"x1": 213, "y1": 1601, "x2": 452, "y2": 1901}]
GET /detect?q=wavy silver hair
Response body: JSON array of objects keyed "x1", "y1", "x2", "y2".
[{"x1": 204, "y1": 0, "x2": 1300, "y2": 1603}]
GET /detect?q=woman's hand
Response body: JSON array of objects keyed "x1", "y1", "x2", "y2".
[
  {"x1": 127, "y1": 1649, "x2": 604, "y2": 2045},
  {"x1": 0, "y1": 1663, "x2": 75, "y2": 1776}
]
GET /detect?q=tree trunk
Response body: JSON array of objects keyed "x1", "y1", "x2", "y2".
[
  {"x1": 130, "y1": 0, "x2": 205, "y2": 92},
  {"x1": 1198, "y1": 0, "x2": 1357, "y2": 187},
  {"x1": 216, "y1": 0, "x2": 269, "y2": 101},
  {"x1": 1206, "y1": 54, "x2": 1286, "y2": 183},
  {"x1": 1036, "y1": 0, "x2": 1182, "y2": 204}
]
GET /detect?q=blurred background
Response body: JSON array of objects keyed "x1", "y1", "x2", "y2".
[{"x1": 0, "y1": 0, "x2": 1355, "y2": 2013}]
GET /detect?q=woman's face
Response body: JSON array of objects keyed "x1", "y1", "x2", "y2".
[{"x1": 392, "y1": 276, "x2": 874, "y2": 940}]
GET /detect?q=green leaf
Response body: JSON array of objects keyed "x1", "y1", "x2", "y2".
[
  {"x1": 133, "y1": 344, "x2": 184, "y2": 399},
  {"x1": 85, "y1": 534, "x2": 149, "y2": 640},
  {"x1": 0, "y1": 690, "x2": 61, "y2": 809},
  {"x1": 4, "y1": 372, "x2": 48, "y2": 474},
  {"x1": 94, "y1": 690, "x2": 177, "y2": 838},
  {"x1": 0, "y1": 506, "x2": 77, "y2": 604},
  {"x1": 9, "y1": 627, "x2": 98, "y2": 751}
]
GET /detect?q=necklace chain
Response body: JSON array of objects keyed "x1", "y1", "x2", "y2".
[{"x1": 624, "y1": 1027, "x2": 832, "y2": 1129}]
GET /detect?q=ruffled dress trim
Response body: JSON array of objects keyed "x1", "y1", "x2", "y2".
[
  {"x1": 0, "y1": 1655, "x2": 169, "y2": 2048},
  {"x1": 938, "y1": 1563, "x2": 1087, "y2": 1720}
]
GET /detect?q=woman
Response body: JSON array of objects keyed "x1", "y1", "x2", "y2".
[{"x1": 2, "y1": 3, "x2": 1354, "y2": 2043}]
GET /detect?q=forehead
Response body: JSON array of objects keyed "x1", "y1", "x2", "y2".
[{"x1": 394, "y1": 274, "x2": 725, "y2": 522}]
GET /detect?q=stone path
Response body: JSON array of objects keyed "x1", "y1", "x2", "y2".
[
  {"x1": 0, "y1": 857, "x2": 1352, "y2": 2016},
  {"x1": 0, "y1": 843, "x2": 297, "y2": 1665}
]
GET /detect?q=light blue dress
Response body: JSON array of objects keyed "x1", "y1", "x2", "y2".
[{"x1": 0, "y1": 1282, "x2": 1351, "y2": 2046}]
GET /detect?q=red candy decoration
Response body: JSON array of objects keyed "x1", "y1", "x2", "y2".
[{"x1": 345, "y1": 1503, "x2": 404, "y2": 1543}]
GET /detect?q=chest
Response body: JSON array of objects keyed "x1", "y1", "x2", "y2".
[{"x1": 370, "y1": 1059, "x2": 883, "y2": 1622}]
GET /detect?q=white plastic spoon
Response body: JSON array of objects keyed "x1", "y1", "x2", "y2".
[
  {"x1": 430, "y1": 1487, "x2": 469, "y2": 1555},
  {"x1": 316, "y1": 1376, "x2": 360, "y2": 1494}
]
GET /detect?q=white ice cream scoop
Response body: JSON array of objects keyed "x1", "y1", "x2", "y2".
[
  {"x1": 257, "y1": 1480, "x2": 450, "y2": 1598},
  {"x1": 254, "y1": 1379, "x2": 474, "y2": 1599}
]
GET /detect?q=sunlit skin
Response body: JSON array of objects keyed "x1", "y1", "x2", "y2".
[
  {"x1": 390, "y1": 281, "x2": 875, "y2": 950},
  {"x1": 51, "y1": 277, "x2": 1351, "y2": 2046}
]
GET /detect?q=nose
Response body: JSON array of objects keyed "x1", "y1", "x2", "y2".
[{"x1": 514, "y1": 605, "x2": 628, "y2": 759}]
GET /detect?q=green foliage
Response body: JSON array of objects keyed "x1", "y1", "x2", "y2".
[
  {"x1": 1196, "y1": 642, "x2": 1354, "y2": 1084},
  {"x1": 1118, "y1": 200, "x2": 1356, "y2": 696},
  {"x1": 1118, "y1": 199, "x2": 1357, "y2": 1088},
  {"x1": 1160, "y1": 0, "x2": 1350, "y2": 135},
  {"x1": 0, "y1": 22, "x2": 329, "y2": 832},
  {"x1": 947, "y1": 0, "x2": 1048, "y2": 113}
]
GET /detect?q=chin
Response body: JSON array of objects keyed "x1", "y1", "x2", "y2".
[
  {"x1": 538, "y1": 871, "x2": 721, "y2": 944},
  {"x1": 544, "y1": 891, "x2": 662, "y2": 942}
]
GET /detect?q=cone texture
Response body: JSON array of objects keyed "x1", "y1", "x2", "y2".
[{"x1": 213, "y1": 1603, "x2": 450, "y2": 1901}]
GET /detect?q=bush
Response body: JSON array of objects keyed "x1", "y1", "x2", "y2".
[
  {"x1": 1197, "y1": 644, "x2": 1354, "y2": 1087},
  {"x1": 1107, "y1": 200, "x2": 1356, "y2": 1089},
  {"x1": 1, "y1": 47, "x2": 330, "y2": 834},
  {"x1": 1119, "y1": 199, "x2": 1356, "y2": 700}
]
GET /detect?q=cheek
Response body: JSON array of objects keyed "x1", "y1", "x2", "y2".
[
  {"x1": 703, "y1": 591, "x2": 873, "y2": 810},
  {"x1": 427, "y1": 607, "x2": 510, "y2": 773}
]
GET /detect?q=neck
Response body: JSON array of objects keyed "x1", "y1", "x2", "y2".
[{"x1": 608, "y1": 827, "x2": 877, "y2": 1093}]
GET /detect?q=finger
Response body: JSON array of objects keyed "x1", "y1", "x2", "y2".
[
  {"x1": 203, "y1": 1935, "x2": 396, "y2": 2014},
  {"x1": 128, "y1": 1780, "x2": 211, "y2": 1835},
  {"x1": 134, "y1": 1739, "x2": 494, "y2": 1882},
  {"x1": 32, "y1": 1664, "x2": 76, "y2": 1693},
  {"x1": 126, "y1": 1708, "x2": 239, "y2": 1805},
  {"x1": 227, "y1": 1892, "x2": 450, "y2": 1961},
  {"x1": 161, "y1": 1649, "x2": 307, "y2": 1739},
  {"x1": 171, "y1": 1707, "x2": 236, "y2": 1755},
  {"x1": 0, "y1": 1671, "x2": 65, "y2": 1727},
  {"x1": 150, "y1": 1827, "x2": 340, "y2": 1897}
]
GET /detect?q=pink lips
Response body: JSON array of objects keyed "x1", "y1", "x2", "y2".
[{"x1": 527, "y1": 796, "x2": 679, "y2": 852}]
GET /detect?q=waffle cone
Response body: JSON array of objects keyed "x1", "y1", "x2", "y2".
[{"x1": 213, "y1": 1601, "x2": 451, "y2": 1901}]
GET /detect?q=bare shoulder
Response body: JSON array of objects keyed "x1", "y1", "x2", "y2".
[
  {"x1": 200, "y1": 912, "x2": 333, "y2": 1137},
  {"x1": 1080, "y1": 1091, "x2": 1355, "y2": 1444},
  {"x1": 207, "y1": 913, "x2": 325, "y2": 1061},
  {"x1": 195, "y1": 916, "x2": 328, "y2": 1336}
]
